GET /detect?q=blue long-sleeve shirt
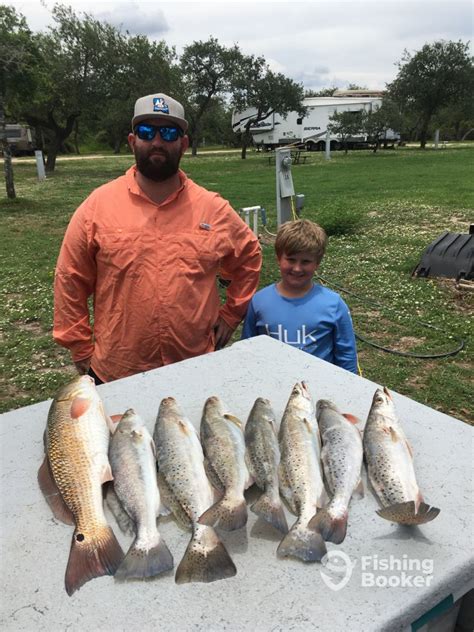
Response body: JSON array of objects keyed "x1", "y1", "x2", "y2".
[{"x1": 241, "y1": 283, "x2": 358, "y2": 373}]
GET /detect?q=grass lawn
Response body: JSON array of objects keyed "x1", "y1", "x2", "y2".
[{"x1": 0, "y1": 145, "x2": 472, "y2": 423}]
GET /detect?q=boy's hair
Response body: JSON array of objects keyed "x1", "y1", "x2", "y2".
[{"x1": 275, "y1": 219, "x2": 327, "y2": 263}]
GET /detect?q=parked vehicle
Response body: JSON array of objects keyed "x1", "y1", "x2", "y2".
[
  {"x1": 5, "y1": 124, "x2": 36, "y2": 156},
  {"x1": 232, "y1": 95, "x2": 400, "y2": 151}
]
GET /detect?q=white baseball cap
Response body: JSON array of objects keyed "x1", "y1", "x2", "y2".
[{"x1": 132, "y1": 93, "x2": 188, "y2": 132}]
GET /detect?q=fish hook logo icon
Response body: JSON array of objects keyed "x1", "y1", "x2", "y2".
[{"x1": 320, "y1": 550, "x2": 356, "y2": 591}]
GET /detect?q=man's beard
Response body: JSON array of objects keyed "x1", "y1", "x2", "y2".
[{"x1": 135, "y1": 147, "x2": 181, "y2": 182}]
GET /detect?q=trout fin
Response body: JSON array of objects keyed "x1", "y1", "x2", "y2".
[
  {"x1": 37, "y1": 456, "x2": 75, "y2": 525},
  {"x1": 175, "y1": 525, "x2": 236, "y2": 584},
  {"x1": 114, "y1": 535, "x2": 173, "y2": 581},
  {"x1": 105, "y1": 485, "x2": 135, "y2": 536},
  {"x1": 277, "y1": 516, "x2": 327, "y2": 562},
  {"x1": 376, "y1": 501, "x2": 440, "y2": 525},
  {"x1": 198, "y1": 494, "x2": 247, "y2": 531},
  {"x1": 203, "y1": 457, "x2": 225, "y2": 495},
  {"x1": 65, "y1": 525, "x2": 124, "y2": 596},
  {"x1": 309, "y1": 507, "x2": 348, "y2": 545},
  {"x1": 342, "y1": 413, "x2": 361, "y2": 425},
  {"x1": 251, "y1": 491, "x2": 289, "y2": 534},
  {"x1": 353, "y1": 478, "x2": 365, "y2": 499}
]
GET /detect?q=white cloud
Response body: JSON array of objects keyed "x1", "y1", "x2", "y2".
[{"x1": 10, "y1": 0, "x2": 473, "y2": 90}]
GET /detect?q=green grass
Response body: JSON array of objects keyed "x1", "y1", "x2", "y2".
[{"x1": 1, "y1": 145, "x2": 473, "y2": 424}]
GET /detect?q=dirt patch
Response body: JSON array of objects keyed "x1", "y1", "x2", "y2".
[
  {"x1": 392, "y1": 336, "x2": 427, "y2": 352},
  {"x1": 16, "y1": 320, "x2": 44, "y2": 335},
  {"x1": 435, "y1": 279, "x2": 474, "y2": 314}
]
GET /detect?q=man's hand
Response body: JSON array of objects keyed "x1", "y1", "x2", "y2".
[
  {"x1": 74, "y1": 357, "x2": 92, "y2": 375},
  {"x1": 213, "y1": 317, "x2": 235, "y2": 351}
]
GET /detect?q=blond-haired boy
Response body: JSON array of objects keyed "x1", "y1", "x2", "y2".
[{"x1": 241, "y1": 219, "x2": 358, "y2": 372}]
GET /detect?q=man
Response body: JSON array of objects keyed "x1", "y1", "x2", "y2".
[{"x1": 53, "y1": 93, "x2": 262, "y2": 383}]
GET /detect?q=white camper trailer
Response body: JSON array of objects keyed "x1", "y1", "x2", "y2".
[{"x1": 232, "y1": 96, "x2": 400, "y2": 151}]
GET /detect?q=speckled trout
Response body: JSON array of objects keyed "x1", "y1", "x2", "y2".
[
  {"x1": 154, "y1": 397, "x2": 236, "y2": 584},
  {"x1": 309, "y1": 399, "x2": 363, "y2": 544},
  {"x1": 108, "y1": 409, "x2": 173, "y2": 580},
  {"x1": 38, "y1": 375, "x2": 124, "y2": 596},
  {"x1": 363, "y1": 387, "x2": 440, "y2": 525},
  {"x1": 277, "y1": 382, "x2": 327, "y2": 562},
  {"x1": 244, "y1": 397, "x2": 288, "y2": 534},
  {"x1": 199, "y1": 396, "x2": 251, "y2": 531}
]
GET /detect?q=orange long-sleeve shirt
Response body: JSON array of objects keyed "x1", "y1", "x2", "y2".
[{"x1": 53, "y1": 166, "x2": 262, "y2": 382}]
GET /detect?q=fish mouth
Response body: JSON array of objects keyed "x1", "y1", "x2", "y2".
[{"x1": 383, "y1": 386, "x2": 392, "y2": 400}]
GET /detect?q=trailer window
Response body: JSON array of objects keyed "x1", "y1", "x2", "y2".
[{"x1": 296, "y1": 118, "x2": 303, "y2": 125}]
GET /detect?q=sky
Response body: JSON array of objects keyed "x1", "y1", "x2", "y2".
[{"x1": 9, "y1": 0, "x2": 473, "y2": 91}]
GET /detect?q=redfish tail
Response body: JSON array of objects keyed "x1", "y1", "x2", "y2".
[
  {"x1": 277, "y1": 516, "x2": 327, "y2": 562},
  {"x1": 251, "y1": 492, "x2": 289, "y2": 534},
  {"x1": 376, "y1": 501, "x2": 440, "y2": 525},
  {"x1": 175, "y1": 525, "x2": 236, "y2": 584},
  {"x1": 114, "y1": 535, "x2": 174, "y2": 581},
  {"x1": 65, "y1": 525, "x2": 124, "y2": 596},
  {"x1": 309, "y1": 507, "x2": 348, "y2": 545},
  {"x1": 198, "y1": 494, "x2": 247, "y2": 531}
]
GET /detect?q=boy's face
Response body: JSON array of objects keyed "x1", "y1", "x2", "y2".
[{"x1": 277, "y1": 251, "x2": 319, "y2": 294}]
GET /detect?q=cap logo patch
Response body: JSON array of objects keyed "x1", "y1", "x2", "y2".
[{"x1": 153, "y1": 97, "x2": 169, "y2": 114}]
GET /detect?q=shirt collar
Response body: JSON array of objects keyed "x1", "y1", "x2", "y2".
[{"x1": 126, "y1": 165, "x2": 187, "y2": 205}]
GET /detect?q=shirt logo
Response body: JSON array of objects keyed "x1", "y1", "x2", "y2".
[
  {"x1": 265, "y1": 324, "x2": 317, "y2": 346},
  {"x1": 153, "y1": 97, "x2": 169, "y2": 114}
]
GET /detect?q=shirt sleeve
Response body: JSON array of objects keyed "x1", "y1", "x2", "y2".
[
  {"x1": 218, "y1": 213, "x2": 262, "y2": 329},
  {"x1": 240, "y1": 300, "x2": 258, "y2": 339},
  {"x1": 333, "y1": 298, "x2": 358, "y2": 373},
  {"x1": 53, "y1": 201, "x2": 96, "y2": 362}
]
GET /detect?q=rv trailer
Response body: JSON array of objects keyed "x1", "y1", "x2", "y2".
[{"x1": 232, "y1": 96, "x2": 400, "y2": 151}]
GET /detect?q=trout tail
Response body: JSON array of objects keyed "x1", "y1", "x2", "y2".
[
  {"x1": 309, "y1": 506, "x2": 348, "y2": 544},
  {"x1": 198, "y1": 493, "x2": 247, "y2": 531},
  {"x1": 175, "y1": 524, "x2": 236, "y2": 584},
  {"x1": 376, "y1": 501, "x2": 440, "y2": 525},
  {"x1": 114, "y1": 533, "x2": 173, "y2": 581},
  {"x1": 277, "y1": 515, "x2": 327, "y2": 562},
  {"x1": 251, "y1": 491, "x2": 288, "y2": 534}
]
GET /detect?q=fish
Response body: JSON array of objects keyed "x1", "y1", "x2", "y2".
[
  {"x1": 244, "y1": 397, "x2": 288, "y2": 534},
  {"x1": 277, "y1": 382, "x2": 327, "y2": 562},
  {"x1": 363, "y1": 387, "x2": 440, "y2": 525},
  {"x1": 198, "y1": 396, "x2": 251, "y2": 531},
  {"x1": 108, "y1": 409, "x2": 173, "y2": 580},
  {"x1": 308, "y1": 399, "x2": 363, "y2": 544},
  {"x1": 154, "y1": 397, "x2": 236, "y2": 584},
  {"x1": 37, "y1": 375, "x2": 124, "y2": 596}
]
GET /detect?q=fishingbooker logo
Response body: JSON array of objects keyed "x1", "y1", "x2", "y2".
[
  {"x1": 320, "y1": 551, "x2": 356, "y2": 591},
  {"x1": 361, "y1": 554, "x2": 434, "y2": 588},
  {"x1": 320, "y1": 552, "x2": 434, "y2": 591}
]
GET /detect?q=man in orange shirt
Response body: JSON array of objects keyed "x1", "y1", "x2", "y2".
[{"x1": 53, "y1": 93, "x2": 262, "y2": 383}]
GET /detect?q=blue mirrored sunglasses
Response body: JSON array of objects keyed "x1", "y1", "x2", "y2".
[{"x1": 134, "y1": 123, "x2": 184, "y2": 142}]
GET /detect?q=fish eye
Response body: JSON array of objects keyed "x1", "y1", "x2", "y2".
[{"x1": 76, "y1": 533, "x2": 85, "y2": 542}]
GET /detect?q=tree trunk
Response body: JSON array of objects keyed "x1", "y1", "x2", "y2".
[
  {"x1": 192, "y1": 136, "x2": 199, "y2": 157},
  {"x1": 3, "y1": 146, "x2": 16, "y2": 199},
  {"x1": 0, "y1": 96, "x2": 16, "y2": 199},
  {"x1": 45, "y1": 139, "x2": 61, "y2": 172},
  {"x1": 113, "y1": 138, "x2": 122, "y2": 154}
]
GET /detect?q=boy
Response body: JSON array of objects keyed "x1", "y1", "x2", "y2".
[{"x1": 241, "y1": 219, "x2": 358, "y2": 373}]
